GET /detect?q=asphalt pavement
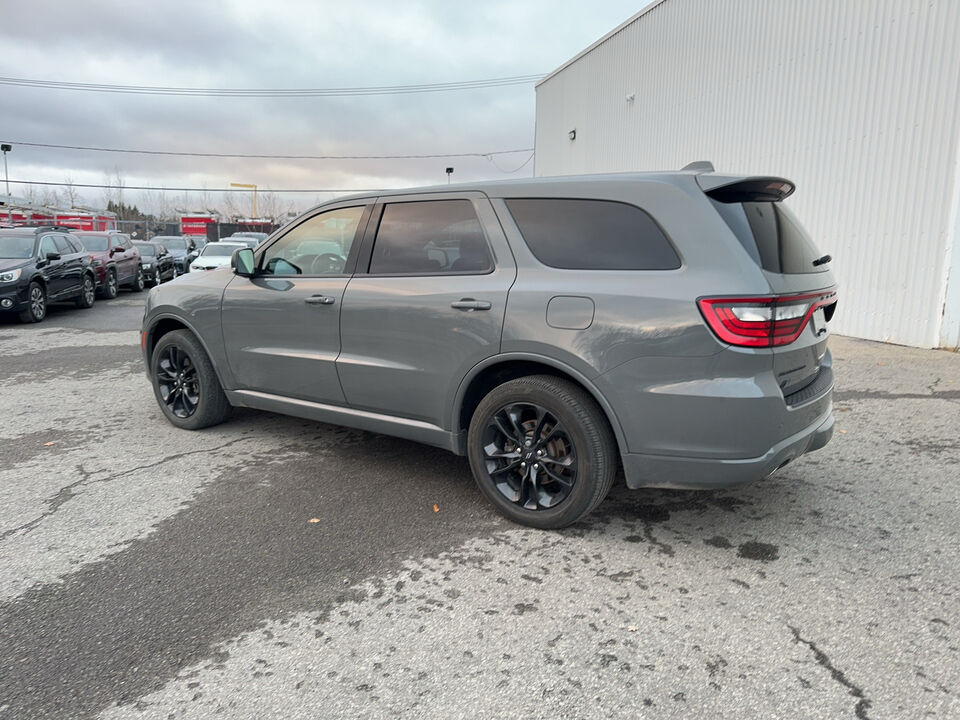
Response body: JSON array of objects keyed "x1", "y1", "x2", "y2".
[{"x1": 0, "y1": 288, "x2": 957, "y2": 719}]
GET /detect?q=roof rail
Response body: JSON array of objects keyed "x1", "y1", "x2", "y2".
[{"x1": 681, "y1": 161, "x2": 715, "y2": 173}]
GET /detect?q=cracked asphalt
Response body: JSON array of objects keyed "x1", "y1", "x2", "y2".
[{"x1": 1, "y1": 293, "x2": 958, "y2": 719}]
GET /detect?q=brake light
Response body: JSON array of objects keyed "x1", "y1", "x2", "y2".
[{"x1": 698, "y1": 288, "x2": 837, "y2": 347}]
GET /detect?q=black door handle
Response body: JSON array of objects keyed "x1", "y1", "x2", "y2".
[
  {"x1": 451, "y1": 299, "x2": 492, "y2": 311},
  {"x1": 305, "y1": 295, "x2": 336, "y2": 305}
]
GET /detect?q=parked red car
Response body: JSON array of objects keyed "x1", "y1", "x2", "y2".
[{"x1": 72, "y1": 231, "x2": 145, "y2": 298}]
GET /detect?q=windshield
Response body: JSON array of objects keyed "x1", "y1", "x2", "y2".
[
  {"x1": 201, "y1": 244, "x2": 240, "y2": 257},
  {"x1": 162, "y1": 238, "x2": 189, "y2": 250},
  {"x1": 137, "y1": 244, "x2": 156, "y2": 257},
  {"x1": 76, "y1": 236, "x2": 109, "y2": 252},
  {"x1": 0, "y1": 235, "x2": 35, "y2": 259}
]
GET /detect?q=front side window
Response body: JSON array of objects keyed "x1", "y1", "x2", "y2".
[
  {"x1": 260, "y1": 206, "x2": 365, "y2": 276},
  {"x1": 368, "y1": 199, "x2": 491, "y2": 275},
  {"x1": 54, "y1": 235, "x2": 76, "y2": 254},
  {"x1": 39, "y1": 236, "x2": 58, "y2": 257},
  {"x1": 505, "y1": 198, "x2": 681, "y2": 271}
]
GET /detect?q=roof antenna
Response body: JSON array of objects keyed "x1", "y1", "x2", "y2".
[{"x1": 681, "y1": 161, "x2": 715, "y2": 172}]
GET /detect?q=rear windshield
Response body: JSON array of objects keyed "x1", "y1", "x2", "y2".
[
  {"x1": 505, "y1": 198, "x2": 681, "y2": 270},
  {"x1": 711, "y1": 200, "x2": 828, "y2": 274},
  {"x1": 202, "y1": 244, "x2": 239, "y2": 257}
]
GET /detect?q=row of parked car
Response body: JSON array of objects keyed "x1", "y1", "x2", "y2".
[{"x1": 0, "y1": 225, "x2": 266, "y2": 323}]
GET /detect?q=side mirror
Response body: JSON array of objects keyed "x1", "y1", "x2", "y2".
[
  {"x1": 45, "y1": 252, "x2": 61, "y2": 261},
  {"x1": 232, "y1": 248, "x2": 256, "y2": 277}
]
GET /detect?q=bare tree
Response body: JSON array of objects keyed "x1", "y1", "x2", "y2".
[{"x1": 62, "y1": 175, "x2": 83, "y2": 208}]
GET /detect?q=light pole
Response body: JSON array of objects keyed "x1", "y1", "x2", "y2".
[
  {"x1": 1, "y1": 144, "x2": 11, "y2": 196},
  {"x1": 230, "y1": 182, "x2": 258, "y2": 217}
]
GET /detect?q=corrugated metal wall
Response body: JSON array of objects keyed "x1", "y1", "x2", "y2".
[{"x1": 534, "y1": 0, "x2": 960, "y2": 348}]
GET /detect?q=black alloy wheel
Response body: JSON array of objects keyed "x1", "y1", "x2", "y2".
[
  {"x1": 468, "y1": 375, "x2": 617, "y2": 529},
  {"x1": 156, "y1": 344, "x2": 200, "y2": 418},
  {"x1": 19, "y1": 282, "x2": 46, "y2": 323},
  {"x1": 482, "y1": 403, "x2": 578, "y2": 510},
  {"x1": 150, "y1": 329, "x2": 232, "y2": 430},
  {"x1": 75, "y1": 274, "x2": 96, "y2": 308}
]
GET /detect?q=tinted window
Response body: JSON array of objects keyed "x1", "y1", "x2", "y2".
[
  {"x1": 369, "y1": 200, "x2": 491, "y2": 275},
  {"x1": 261, "y1": 206, "x2": 364, "y2": 276},
  {"x1": 505, "y1": 199, "x2": 680, "y2": 270},
  {"x1": 54, "y1": 235, "x2": 76, "y2": 254},
  {"x1": 710, "y1": 200, "x2": 827, "y2": 274}
]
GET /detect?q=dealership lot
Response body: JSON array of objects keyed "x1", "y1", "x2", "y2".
[{"x1": 0, "y1": 296, "x2": 957, "y2": 719}]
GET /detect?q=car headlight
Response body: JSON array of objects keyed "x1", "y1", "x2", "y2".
[
  {"x1": 142, "y1": 262, "x2": 152, "y2": 269},
  {"x1": 0, "y1": 268, "x2": 22, "y2": 283}
]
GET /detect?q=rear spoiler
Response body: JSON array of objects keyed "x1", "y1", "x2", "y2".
[{"x1": 696, "y1": 175, "x2": 796, "y2": 203}]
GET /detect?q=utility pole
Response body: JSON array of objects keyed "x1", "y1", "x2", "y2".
[
  {"x1": 1, "y1": 144, "x2": 11, "y2": 196},
  {"x1": 230, "y1": 182, "x2": 258, "y2": 217}
]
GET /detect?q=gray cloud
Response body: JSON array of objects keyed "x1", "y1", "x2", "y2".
[{"x1": 1, "y1": 0, "x2": 646, "y2": 214}]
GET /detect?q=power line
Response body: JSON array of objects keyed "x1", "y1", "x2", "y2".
[
  {"x1": 0, "y1": 74, "x2": 544, "y2": 98},
  {"x1": 2, "y1": 140, "x2": 535, "y2": 161},
  {"x1": 8, "y1": 180, "x2": 376, "y2": 194}
]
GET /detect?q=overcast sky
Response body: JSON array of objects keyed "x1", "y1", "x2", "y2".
[{"x1": 0, "y1": 0, "x2": 649, "y2": 216}]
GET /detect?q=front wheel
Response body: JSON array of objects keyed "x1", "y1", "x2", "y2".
[
  {"x1": 150, "y1": 329, "x2": 232, "y2": 430},
  {"x1": 101, "y1": 269, "x2": 118, "y2": 299},
  {"x1": 19, "y1": 282, "x2": 46, "y2": 323},
  {"x1": 129, "y1": 266, "x2": 145, "y2": 292},
  {"x1": 467, "y1": 375, "x2": 617, "y2": 529},
  {"x1": 75, "y1": 274, "x2": 96, "y2": 308}
]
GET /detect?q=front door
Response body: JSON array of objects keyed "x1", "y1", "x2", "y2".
[
  {"x1": 338, "y1": 194, "x2": 516, "y2": 428},
  {"x1": 220, "y1": 203, "x2": 372, "y2": 404}
]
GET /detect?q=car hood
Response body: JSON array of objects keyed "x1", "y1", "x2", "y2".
[{"x1": 0, "y1": 258, "x2": 31, "y2": 272}]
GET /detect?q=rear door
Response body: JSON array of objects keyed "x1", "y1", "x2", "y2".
[
  {"x1": 220, "y1": 202, "x2": 372, "y2": 404},
  {"x1": 112, "y1": 235, "x2": 136, "y2": 284},
  {"x1": 706, "y1": 181, "x2": 837, "y2": 397},
  {"x1": 337, "y1": 193, "x2": 516, "y2": 428}
]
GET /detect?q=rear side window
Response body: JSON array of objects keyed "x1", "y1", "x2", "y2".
[
  {"x1": 369, "y1": 200, "x2": 492, "y2": 275},
  {"x1": 505, "y1": 198, "x2": 680, "y2": 270},
  {"x1": 710, "y1": 200, "x2": 828, "y2": 274}
]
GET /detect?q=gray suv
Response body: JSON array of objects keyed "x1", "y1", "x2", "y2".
[{"x1": 141, "y1": 166, "x2": 837, "y2": 528}]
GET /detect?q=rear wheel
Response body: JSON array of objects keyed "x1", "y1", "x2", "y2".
[
  {"x1": 467, "y1": 375, "x2": 617, "y2": 529},
  {"x1": 75, "y1": 274, "x2": 96, "y2": 308},
  {"x1": 19, "y1": 282, "x2": 46, "y2": 323},
  {"x1": 151, "y1": 330, "x2": 231, "y2": 430}
]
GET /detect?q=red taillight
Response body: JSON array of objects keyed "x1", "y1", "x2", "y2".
[{"x1": 698, "y1": 288, "x2": 837, "y2": 347}]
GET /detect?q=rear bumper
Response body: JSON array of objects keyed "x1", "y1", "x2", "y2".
[{"x1": 622, "y1": 405, "x2": 834, "y2": 489}]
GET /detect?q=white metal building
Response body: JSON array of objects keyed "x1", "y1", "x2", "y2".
[{"x1": 534, "y1": 0, "x2": 960, "y2": 349}]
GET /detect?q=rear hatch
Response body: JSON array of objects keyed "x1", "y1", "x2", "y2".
[{"x1": 697, "y1": 176, "x2": 837, "y2": 401}]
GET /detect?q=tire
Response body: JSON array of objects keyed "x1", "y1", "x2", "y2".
[
  {"x1": 129, "y1": 266, "x2": 145, "y2": 292},
  {"x1": 150, "y1": 329, "x2": 232, "y2": 430},
  {"x1": 18, "y1": 281, "x2": 46, "y2": 323},
  {"x1": 101, "y1": 269, "x2": 118, "y2": 299},
  {"x1": 75, "y1": 273, "x2": 96, "y2": 308},
  {"x1": 467, "y1": 375, "x2": 617, "y2": 529}
]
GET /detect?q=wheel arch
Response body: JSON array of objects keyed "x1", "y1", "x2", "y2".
[
  {"x1": 145, "y1": 313, "x2": 231, "y2": 389},
  {"x1": 452, "y1": 353, "x2": 627, "y2": 459}
]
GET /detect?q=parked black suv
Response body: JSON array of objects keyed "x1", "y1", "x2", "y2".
[{"x1": 0, "y1": 227, "x2": 97, "y2": 322}]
